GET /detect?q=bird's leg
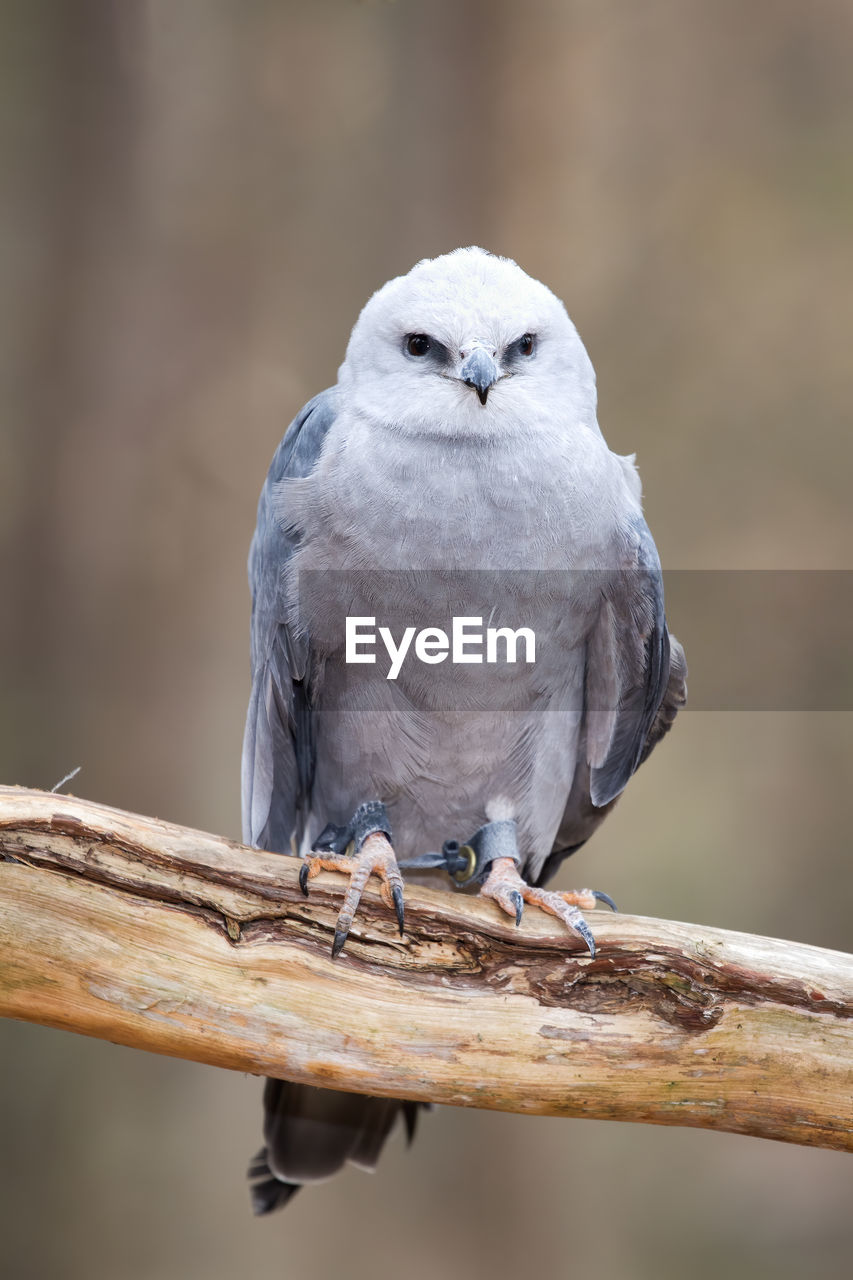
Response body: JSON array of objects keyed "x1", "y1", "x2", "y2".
[
  {"x1": 480, "y1": 857, "x2": 615, "y2": 959},
  {"x1": 298, "y1": 801, "x2": 405, "y2": 958}
]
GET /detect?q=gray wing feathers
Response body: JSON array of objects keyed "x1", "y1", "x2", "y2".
[
  {"x1": 538, "y1": 529, "x2": 685, "y2": 886},
  {"x1": 241, "y1": 389, "x2": 338, "y2": 849},
  {"x1": 587, "y1": 520, "x2": 675, "y2": 809},
  {"x1": 242, "y1": 674, "x2": 275, "y2": 847},
  {"x1": 638, "y1": 632, "x2": 687, "y2": 765}
]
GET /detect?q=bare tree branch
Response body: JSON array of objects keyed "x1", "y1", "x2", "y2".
[{"x1": 1, "y1": 785, "x2": 850, "y2": 1151}]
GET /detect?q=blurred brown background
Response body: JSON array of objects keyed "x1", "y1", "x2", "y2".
[{"x1": 1, "y1": 2, "x2": 852, "y2": 1277}]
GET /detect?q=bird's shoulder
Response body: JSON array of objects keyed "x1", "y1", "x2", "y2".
[{"x1": 249, "y1": 390, "x2": 339, "y2": 574}]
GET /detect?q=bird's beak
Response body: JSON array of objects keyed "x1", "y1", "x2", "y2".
[{"x1": 460, "y1": 347, "x2": 499, "y2": 406}]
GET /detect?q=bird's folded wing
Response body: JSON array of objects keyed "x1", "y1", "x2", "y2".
[
  {"x1": 241, "y1": 389, "x2": 338, "y2": 849},
  {"x1": 585, "y1": 518, "x2": 679, "y2": 808}
]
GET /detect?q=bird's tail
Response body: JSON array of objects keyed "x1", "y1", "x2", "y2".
[
  {"x1": 248, "y1": 1079, "x2": 422, "y2": 1215},
  {"x1": 247, "y1": 1146, "x2": 300, "y2": 1216}
]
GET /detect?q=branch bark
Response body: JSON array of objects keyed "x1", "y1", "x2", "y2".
[{"x1": 1, "y1": 785, "x2": 850, "y2": 1151}]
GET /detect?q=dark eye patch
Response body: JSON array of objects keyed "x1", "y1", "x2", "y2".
[
  {"x1": 506, "y1": 333, "x2": 537, "y2": 361},
  {"x1": 403, "y1": 334, "x2": 451, "y2": 365}
]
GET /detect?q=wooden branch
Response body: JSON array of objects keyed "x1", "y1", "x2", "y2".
[{"x1": 1, "y1": 785, "x2": 850, "y2": 1152}]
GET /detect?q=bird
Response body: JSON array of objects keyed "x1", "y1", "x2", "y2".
[{"x1": 242, "y1": 246, "x2": 686, "y2": 1214}]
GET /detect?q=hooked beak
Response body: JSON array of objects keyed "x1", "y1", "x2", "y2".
[{"x1": 460, "y1": 347, "x2": 499, "y2": 406}]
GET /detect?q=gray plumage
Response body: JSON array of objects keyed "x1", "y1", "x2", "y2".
[{"x1": 242, "y1": 247, "x2": 686, "y2": 1211}]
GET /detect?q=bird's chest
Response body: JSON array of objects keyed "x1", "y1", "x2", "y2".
[
  {"x1": 290, "y1": 422, "x2": 624, "y2": 574},
  {"x1": 284, "y1": 426, "x2": 624, "y2": 709}
]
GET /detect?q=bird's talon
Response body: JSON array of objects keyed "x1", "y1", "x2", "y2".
[
  {"x1": 575, "y1": 916, "x2": 596, "y2": 959},
  {"x1": 301, "y1": 827, "x2": 405, "y2": 957},
  {"x1": 331, "y1": 928, "x2": 349, "y2": 959},
  {"x1": 392, "y1": 883, "x2": 405, "y2": 936},
  {"x1": 480, "y1": 858, "x2": 609, "y2": 956}
]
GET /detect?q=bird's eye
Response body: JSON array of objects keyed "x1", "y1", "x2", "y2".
[
  {"x1": 519, "y1": 333, "x2": 535, "y2": 357},
  {"x1": 406, "y1": 333, "x2": 432, "y2": 357}
]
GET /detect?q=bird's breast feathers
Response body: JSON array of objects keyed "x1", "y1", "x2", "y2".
[{"x1": 278, "y1": 406, "x2": 641, "y2": 576}]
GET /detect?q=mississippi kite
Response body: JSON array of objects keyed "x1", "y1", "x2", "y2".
[{"x1": 242, "y1": 247, "x2": 686, "y2": 1212}]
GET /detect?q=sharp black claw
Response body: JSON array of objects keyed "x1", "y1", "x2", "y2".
[
  {"x1": 511, "y1": 890, "x2": 524, "y2": 926},
  {"x1": 331, "y1": 928, "x2": 349, "y2": 959},
  {"x1": 592, "y1": 889, "x2": 617, "y2": 912},
  {"x1": 299, "y1": 862, "x2": 310, "y2": 897},
  {"x1": 392, "y1": 883, "x2": 405, "y2": 936},
  {"x1": 575, "y1": 917, "x2": 596, "y2": 959}
]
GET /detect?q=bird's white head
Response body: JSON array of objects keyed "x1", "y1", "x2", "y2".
[{"x1": 339, "y1": 247, "x2": 599, "y2": 440}]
